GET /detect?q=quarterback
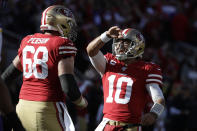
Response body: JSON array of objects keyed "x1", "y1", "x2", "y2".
[
  {"x1": 86, "y1": 26, "x2": 165, "y2": 131},
  {"x1": 1, "y1": 5, "x2": 87, "y2": 131}
]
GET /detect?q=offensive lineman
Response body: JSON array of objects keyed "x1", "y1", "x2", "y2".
[
  {"x1": 1, "y1": 5, "x2": 87, "y2": 131},
  {"x1": 86, "y1": 26, "x2": 165, "y2": 131}
]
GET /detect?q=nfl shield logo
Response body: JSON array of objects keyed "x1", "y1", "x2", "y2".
[{"x1": 121, "y1": 67, "x2": 127, "y2": 71}]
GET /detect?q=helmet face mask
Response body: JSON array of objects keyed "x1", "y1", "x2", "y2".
[
  {"x1": 40, "y1": 5, "x2": 77, "y2": 41},
  {"x1": 112, "y1": 28, "x2": 145, "y2": 61}
]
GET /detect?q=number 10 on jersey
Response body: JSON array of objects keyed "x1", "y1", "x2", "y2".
[{"x1": 106, "y1": 75, "x2": 133, "y2": 104}]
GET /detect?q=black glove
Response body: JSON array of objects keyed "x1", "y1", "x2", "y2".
[{"x1": 3, "y1": 111, "x2": 25, "y2": 131}]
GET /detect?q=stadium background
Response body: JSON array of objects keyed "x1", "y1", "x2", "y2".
[{"x1": 0, "y1": 0, "x2": 197, "y2": 131}]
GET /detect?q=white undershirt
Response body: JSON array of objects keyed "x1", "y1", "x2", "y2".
[
  {"x1": 89, "y1": 51, "x2": 106, "y2": 76},
  {"x1": 146, "y1": 83, "x2": 164, "y2": 102}
]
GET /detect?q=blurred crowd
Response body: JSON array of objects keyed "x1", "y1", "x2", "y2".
[{"x1": 0, "y1": 0, "x2": 197, "y2": 131}]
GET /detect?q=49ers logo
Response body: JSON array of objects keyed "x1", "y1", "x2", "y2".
[{"x1": 56, "y1": 8, "x2": 74, "y2": 18}]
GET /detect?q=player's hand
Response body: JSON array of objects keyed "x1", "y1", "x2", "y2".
[
  {"x1": 106, "y1": 26, "x2": 123, "y2": 39},
  {"x1": 141, "y1": 112, "x2": 157, "y2": 126},
  {"x1": 73, "y1": 96, "x2": 88, "y2": 109},
  {"x1": 3, "y1": 111, "x2": 26, "y2": 131}
]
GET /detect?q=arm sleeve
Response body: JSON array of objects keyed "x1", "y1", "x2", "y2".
[
  {"x1": 59, "y1": 74, "x2": 81, "y2": 101},
  {"x1": 89, "y1": 51, "x2": 106, "y2": 76},
  {"x1": 146, "y1": 83, "x2": 164, "y2": 103},
  {"x1": 1, "y1": 63, "x2": 22, "y2": 84}
]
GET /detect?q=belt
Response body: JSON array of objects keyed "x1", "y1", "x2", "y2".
[{"x1": 107, "y1": 120, "x2": 141, "y2": 128}]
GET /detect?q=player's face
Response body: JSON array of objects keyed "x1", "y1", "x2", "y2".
[{"x1": 114, "y1": 39, "x2": 131, "y2": 55}]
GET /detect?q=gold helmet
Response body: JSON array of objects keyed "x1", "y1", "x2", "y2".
[
  {"x1": 40, "y1": 5, "x2": 77, "y2": 41},
  {"x1": 112, "y1": 28, "x2": 145, "y2": 60}
]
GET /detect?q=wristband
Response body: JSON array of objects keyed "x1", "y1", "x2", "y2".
[
  {"x1": 100, "y1": 32, "x2": 111, "y2": 43},
  {"x1": 150, "y1": 103, "x2": 164, "y2": 116}
]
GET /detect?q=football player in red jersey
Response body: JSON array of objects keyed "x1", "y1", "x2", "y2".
[
  {"x1": 1, "y1": 5, "x2": 87, "y2": 131},
  {"x1": 86, "y1": 26, "x2": 165, "y2": 131}
]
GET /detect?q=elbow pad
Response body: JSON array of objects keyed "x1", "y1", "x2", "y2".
[
  {"x1": 1, "y1": 63, "x2": 22, "y2": 84},
  {"x1": 59, "y1": 74, "x2": 81, "y2": 101}
]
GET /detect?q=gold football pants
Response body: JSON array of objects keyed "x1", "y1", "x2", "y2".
[{"x1": 16, "y1": 99, "x2": 74, "y2": 131}]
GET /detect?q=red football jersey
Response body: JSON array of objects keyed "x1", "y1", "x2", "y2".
[
  {"x1": 102, "y1": 53, "x2": 162, "y2": 123},
  {"x1": 18, "y1": 33, "x2": 77, "y2": 102}
]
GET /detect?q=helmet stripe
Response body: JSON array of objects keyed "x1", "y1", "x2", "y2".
[
  {"x1": 122, "y1": 28, "x2": 131, "y2": 35},
  {"x1": 41, "y1": 6, "x2": 54, "y2": 25}
]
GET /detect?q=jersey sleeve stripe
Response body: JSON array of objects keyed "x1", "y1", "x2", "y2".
[
  {"x1": 146, "y1": 81, "x2": 162, "y2": 86},
  {"x1": 146, "y1": 79, "x2": 162, "y2": 84},
  {"x1": 59, "y1": 51, "x2": 76, "y2": 54},
  {"x1": 148, "y1": 74, "x2": 162, "y2": 79},
  {"x1": 59, "y1": 46, "x2": 77, "y2": 50}
]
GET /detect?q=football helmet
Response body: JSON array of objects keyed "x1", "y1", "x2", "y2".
[
  {"x1": 40, "y1": 5, "x2": 77, "y2": 41},
  {"x1": 112, "y1": 28, "x2": 145, "y2": 60}
]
